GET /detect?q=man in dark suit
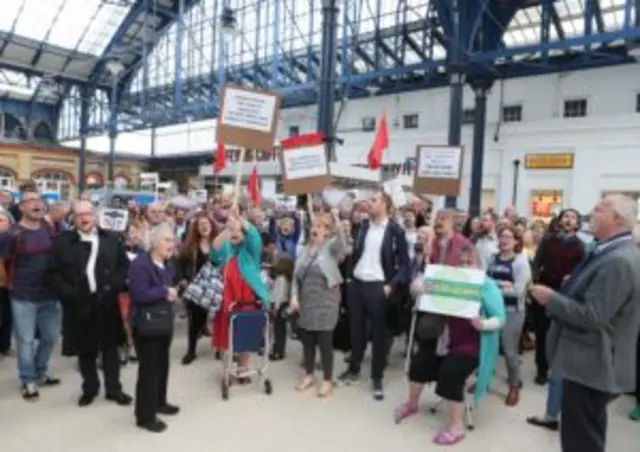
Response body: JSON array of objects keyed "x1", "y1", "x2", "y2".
[
  {"x1": 531, "y1": 195, "x2": 640, "y2": 452},
  {"x1": 338, "y1": 188, "x2": 409, "y2": 401},
  {"x1": 48, "y1": 200, "x2": 133, "y2": 407}
]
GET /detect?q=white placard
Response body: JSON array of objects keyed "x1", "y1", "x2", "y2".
[
  {"x1": 189, "y1": 189, "x2": 208, "y2": 203},
  {"x1": 220, "y1": 87, "x2": 277, "y2": 133},
  {"x1": 383, "y1": 179, "x2": 408, "y2": 207},
  {"x1": 283, "y1": 144, "x2": 328, "y2": 180},
  {"x1": 417, "y1": 147, "x2": 462, "y2": 179},
  {"x1": 140, "y1": 172, "x2": 159, "y2": 183},
  {"x1": 99, "y1": 208, "x2": 129, "y2": 232},
  {"x1": 323, "y1": 188, "x2": 348, "y2": 208}
]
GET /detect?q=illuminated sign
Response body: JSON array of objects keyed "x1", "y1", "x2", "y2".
[{"x1": 524, "y1": 153, "x2": 574, "y2": 169}]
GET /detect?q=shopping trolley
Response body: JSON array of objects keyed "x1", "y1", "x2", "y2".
[
  {"x1": 404, "y1": 296, "x2": 475, "y2": 430},
  {"x1": 220, "y1": 302, "x2": 273, "y2": 400}
]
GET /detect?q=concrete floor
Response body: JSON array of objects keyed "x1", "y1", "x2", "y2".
[{"x1": 0, "y1": 327, "x2": 637, "y2": 452}]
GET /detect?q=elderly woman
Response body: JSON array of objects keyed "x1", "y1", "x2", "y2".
[
  {"x1": 290, "y1": 208, "x2": 345, "y2": 398},
  {"x1": 210, "y1": 206, "x2": 269, "y2": 380},
  {"x1": 128, "y1": 222, "x2": 180, "y2": 433},
  {"x1": 394, "y1": 245, "x2": 505, "y2": 446}
]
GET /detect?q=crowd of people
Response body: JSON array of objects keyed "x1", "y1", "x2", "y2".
[{"x1": 0, "y1": 181, "x2": 638, "y2": 451}]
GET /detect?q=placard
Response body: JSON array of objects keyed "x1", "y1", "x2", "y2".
[
  {"x1": 189, "y1": 189, "x2": 208, "y2": 203},
  {"x1": 99, "y1": 208, "x2": 129, "y2": 232},
  {"x1": 383, "y1": 178, "x2": 408, "y2": 208},
  {"x1": 279, "y1": 134, "x2": 332, "y2": 196},
  {"x1": 416, "y1": 264, "x2": 485, "y2": 319},
  {"x1": 216, "y1": 84, "x2": 281, "y2": 151},
  {"x1": 413, "y1": 145, "x2": 463, "y2": 196}
]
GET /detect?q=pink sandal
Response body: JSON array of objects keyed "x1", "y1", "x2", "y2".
[
  {"x1": 394, "y1": 403, "x2": 418, "y2": 424},
  {"x1": 433, "y1": 430, "x2": 465, "y2": 446}
]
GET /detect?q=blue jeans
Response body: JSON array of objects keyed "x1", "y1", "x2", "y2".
[
  {"x1": 11, "y1": 299, "x2": 62, "y2": 385},
  {"x1": 545, "y1": 373, "x2": 564, "y2": 420}
]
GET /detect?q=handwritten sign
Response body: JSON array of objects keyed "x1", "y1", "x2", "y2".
[
  {"x1": 99, "y1": 208, "x2": 129, "y2": 232},
  {"x1": 283, "y1": 145, "x2": 328, "y2": 180},
  {"x1": 413, "y1": 145, "x2": 464, "y2": 197}
]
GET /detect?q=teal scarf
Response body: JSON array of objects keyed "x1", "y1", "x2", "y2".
[
  {"x1": 210, "y1": 223, "x2": 270, "y2": 308},
  {"x1": 473, "y1": 278, "x2": 506, "y2": 406}
]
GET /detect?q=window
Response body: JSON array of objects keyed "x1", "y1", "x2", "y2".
[
  {"x1": 33, "y1": 171, "x2": 72, "y2": 201},
  {"x1": 636, "y1": 93, "x2": 640, "y2": 113},
  {"x1": 403, "y1": 114, "x2": 419, "y2": 129},
  {"x1": 288, "y1": 125, "x2": 300, "y2": 137},
  {"x1": 502, "y1": 105, "x2": 522, "y2": 123},
  {"x1": 462, "y1": 108, "x2": 475, "y2": 124},
  {"x1": 563, "y1": 99, "x2": 588, "y2": 118},
  {"x1": 362, "y1": 116, "x2": 376, "y2": 131},
  {"x1": 0, "y1": 169, "x2": 15, "y2": 190}
]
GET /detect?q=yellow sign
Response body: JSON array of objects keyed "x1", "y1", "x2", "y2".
[{"x1": 524, "y1": 153, "x2": 574, "y2": 169}]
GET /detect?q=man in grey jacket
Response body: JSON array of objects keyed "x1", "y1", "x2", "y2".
[{"x1": 530, "y1": 194, "x2": 640, "y2": 452}]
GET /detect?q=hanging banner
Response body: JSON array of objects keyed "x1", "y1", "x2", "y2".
[
  {"x1": 413, "y1": 145, "x2": 464, "y2": 197},
  {"x1": 279, "y1": 133, "x2": 332, "y2": 195},
  {"x1": 216, "y1": 84, "x2": 281, "y2": 151}
]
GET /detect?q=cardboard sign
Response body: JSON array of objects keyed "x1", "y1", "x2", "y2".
[
  {"x1": 189, "y1": 189, "x2": 208, "y2": 203},
  {"x1": 99, "y1": 208, "x2": 129, "y2": 232},
  {"x1": 279, "y1": 134, "x2": 331, "y2": 196},
  {"x1": 216, "y1": 85, "x2": 280, "y2": 151},
  {"x1": 413, "y1": 145, "x2": 463, "y2": 197},
  {"x1": 383, "y1": 178, "x2": 408, "y2": 208}
]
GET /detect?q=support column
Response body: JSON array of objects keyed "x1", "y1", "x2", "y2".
[
  {"x1": 150, "y1": 126, "x2": 157, "y2": 158},
  {"x1": 468, "y1": 80, "x2": 492, "y2": 217},
  {"x1": 78, "y1": 85, "x2": 90, "y2": 193},
  {"x1": 107, "y1": 83, "x2": 118, "y2": 183},
  {"x1": 317, "y1": 0, "x2": 339, "y2": 162}
]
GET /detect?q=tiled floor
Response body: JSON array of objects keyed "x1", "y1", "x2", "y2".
[{"x1": 0, "y1": 327, "x2": 637, "y2": 452}]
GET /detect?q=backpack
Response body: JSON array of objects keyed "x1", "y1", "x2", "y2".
[{"x1": 4, "y1": 222, "x2": 56, "y2": 288}]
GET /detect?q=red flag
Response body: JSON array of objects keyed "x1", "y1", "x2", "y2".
[
  {"x1": 213, "y1": 142, "x2": 226, "y2": 173},
  {"x1": 367, "y1": 113, "x2": 389, "y2": 170},
  {"x1": 247, "y1": 166, "x2": 261, "y2": 206}
]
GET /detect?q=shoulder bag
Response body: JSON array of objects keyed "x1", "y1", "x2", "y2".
[
  {"x1": 132, "y1": 260, "x2": 175, "y2": 338},
  {"x1": 182, "y1": 260, "x2": 224, "y2": 312}
]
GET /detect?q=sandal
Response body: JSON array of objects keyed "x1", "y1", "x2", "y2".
[
  {"x1": 394, "y1": 403, "x2": 418, "y2": 424},
  {"x1": 433, "y1": 430, "x2": 465, "y2": 446},
  {"x1": 296, "y1": 375, "x2": 315, "y2": 392}
]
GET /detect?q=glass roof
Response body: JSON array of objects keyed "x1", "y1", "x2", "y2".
[{"x1": 0, "y1": 0, "x2": 132, "y2": 56}]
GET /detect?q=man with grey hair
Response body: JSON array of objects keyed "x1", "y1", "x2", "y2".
[{"x1": 530, "y1": 195, "x2": 640, "y2": 452}]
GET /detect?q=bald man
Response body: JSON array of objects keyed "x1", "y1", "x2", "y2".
[{"x1": 49, "y1": 200, "x2": 132, "y2": 407}]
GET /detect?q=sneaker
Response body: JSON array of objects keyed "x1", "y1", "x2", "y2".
[
  {"x1": 22, "y1": 383, "x2": 39, "y2": 401},
  {"x1": 372, "y1": 379, "x2": 384, "y2": 401},
  {"x1": 337, "y1": 369, "x2": 360, "y2": 386}
]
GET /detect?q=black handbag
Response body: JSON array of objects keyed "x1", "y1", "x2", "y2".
[{"x1": 133, "y1": 301, "x2": 174, "y2": 338}]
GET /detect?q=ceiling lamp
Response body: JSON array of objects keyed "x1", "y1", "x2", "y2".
[
  {"x1": 106, "y1": 58, "x2": 125, "y2": 77},
  {"x1": 220, "y1": 7, "x2": 237, "y2": 38}
]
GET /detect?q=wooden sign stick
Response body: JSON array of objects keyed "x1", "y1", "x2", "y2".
[
  {"x1": 233, "y1": 147, "x2": 247, "y2": 207},
  {"x1": 306, "y1": 193, "x2": 314, "y2": 222}
]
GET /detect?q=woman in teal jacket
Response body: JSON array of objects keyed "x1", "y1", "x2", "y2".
[{"x1": 394, "y1": 245, "x2": 505, "y2": 446}]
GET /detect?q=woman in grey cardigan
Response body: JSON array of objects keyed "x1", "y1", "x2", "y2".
[{"x1": 290, "y1": 208, "x2": 345, "y2": 397}]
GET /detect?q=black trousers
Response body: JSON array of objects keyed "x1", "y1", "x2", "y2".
[
  {"x1": 561, "y1": 380, "x2": 614, "y2": 452},
  {"x1": 78, "y1": 345, "x2": 121, "y2": 396},
  {"x1": 302, "y1": 330, "x2": 333, "y2": 381},
  {"x1": 134, "y1": 334, "x2": 171, "y2": 424},
  {"x1": 348, "y1": 279, "x2": 389, "y2": 380},
  {"x1": 532, "y1": 303, "x2": 550, "y2": 378},
  {"x1": 185, "y1": 301, "x2": 208, "y2": 355},
  {"x1": 0, "y1": 288, "x2": 11, "y2": 354},
  {"x1": 271, "y1": 303, "x2": 288, "y2": 356}
]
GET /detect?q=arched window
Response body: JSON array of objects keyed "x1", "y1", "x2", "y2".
[
  {"x1": 0, "y1": 167, "x2": 16, "y2": 190},
  {"x1": 32, "y1": 170, "x2": 72, "y2": 201},
  {"x1": 3, "y1": 113, "x2": 27, "y2": 140},
  {"x1": 33, "y1": 121, "x2": 55, "y2": 142},
  {"x1": 85, "y1": 171, "x2": 104, "y2": 189}
]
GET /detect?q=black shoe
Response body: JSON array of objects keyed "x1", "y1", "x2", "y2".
[
  {"x1": 137, "y1": 418, "x2": 167, "y2": 433},
  {"x1": 181, "y1": 352, "x2": 196, "y2": 365},
  {"x1": 337, "y1": 369, "x2": 360, "y2": 386},
  {"x1": 534, "y1": 375, "x2": 548, "y2": 386},
  {"x1": 78, "y1": 394, "x2": 96, "y2": 407},
  {"x1": 106, "y1": 392, "x2": 133, "y2": 406},
  {"x1": 269, "y1": 351, "x2": 284, "y2": 361},
  {"x1": 39, "y1": 376, "x2": 61, "y2": 386},
  {"x1": 526, "y1": 415, "x2": 559, "y2": 431},
  {"x1": 157, "y1": 403, "x2": 180, "y2": 415},
  {"x1": 372, "y1": 379, "x2": 385, "y2": 401},
  {"x1": 21, "y1": 383, "x2": 40, "y2": 401}
]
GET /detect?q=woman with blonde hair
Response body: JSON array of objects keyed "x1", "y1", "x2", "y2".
[{"x1": 290, "y1": 208, "x2": 345, "y2": 397}]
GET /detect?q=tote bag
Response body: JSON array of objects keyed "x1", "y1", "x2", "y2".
[{"x1": 182, "y1": 261, "x2": 224, "y2": 312}]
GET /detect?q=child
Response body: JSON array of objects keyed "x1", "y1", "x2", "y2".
[{"x1": 269, "y1": 253, "x2": 293, "y2": 361}]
